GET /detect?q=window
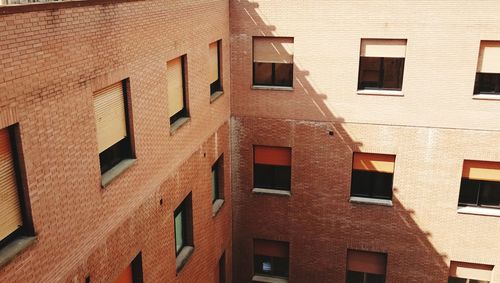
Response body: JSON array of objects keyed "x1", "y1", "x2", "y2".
[
  {"x1": 448, "y1": 261, "x2": 493, "y2": 283},
  {"x1": 212, "y1": 155, "x2": 224, "y2": 203},
  {"x1": 474, "y1": 41, "x2": 500, "y2": 95},
  {"x1": 253, "y1": 37, "x2": 294, "y2": 87},
  {"x1": 351, "y1": 153, "x2": 395, "y2": 200},
  {"x1": 254, "y1": 146, "x2": 291, "y2": 191},
  {"x1": 113, "y1": 253, "x2": 143, "y2": 283},
  {"x1": 346, "y1": 250, "x2": 387, "y2": 283},
  {"x1": 253, "y1": 239, "x2": 289, "y2": 279},
  {"x1": 167, "y1": 56, "x2": 189, "y2": 125},
  {"x1": 458, "y1": 160, "x2": 500, "y2": 209},
  {"x1": 358, "y1": 39, "x2": 406, "y2": 91},
  {"x1": 209, "y1": 40, "x2": 223, "y2": 95},
  {"x1": 0, "y1": 125, "x2": 34, "y2": 249},
  {"x1": 174, "y1": 193, "x2": 194, "y2": 272},
  {"x1": 93, "y1": 81, "x2": 134, "y2": 175},
  {"x1": 218, "y1": 252, "x2": 226, "y2": 283}
]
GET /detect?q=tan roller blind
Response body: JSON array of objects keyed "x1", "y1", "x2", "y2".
[
  {"x1": 209, "y1": 41, "x2": 219, "y2": 84},
  {"x1": 477, "y1": 41, "x2": 500, "y2": 73},
  {"x1": 449, "y1": 261, "x2": 493, "y2": 281},
  {"x1": 254, "y1": 239, "x2": 289, "y2": 258},
  {"x1": 462, "y1": 160, "x2": 500, "y2": 182},
  {"x1": 361, "y1": 39, "x2": 407, "y2": 58},
  {"x1": 0, "y1": 128, "x2": 23, "y2": 241},
  {"x1": 254, "y1": 37, "x2": 294, "y2": 64},
  {"x1": 167, "y1": 57, "x2": 185, "y2": 117},
  {"x1": 94, "y1": 82, "x2": 127, "y2": 153},
  {"x1": 347, "y1": 250, "x2": 387, "y2": 275},
  {"x1": 353, "y1": 153, "x2": 395, "y2": 173}
]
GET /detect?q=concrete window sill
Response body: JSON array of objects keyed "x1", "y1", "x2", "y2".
[
  {"x1": 210, "y1": 91, "x2": 224, "y2": 103},
  {"x1": 0, "y1": 236, "x2": 36, "y2": 268},
  {"x1": 472, "y1": 94, "x2": 500, "y2": 101},
  {"x1": 212, "y1": 199, "x2": 225, "y2": 217},
  {"x1": 252, "y1": 275, "x2": 289, "y2": 283},
  {"x1": 170, "y1": 117, "x2": 190, "y2": 135},
  {"x1": 252, "y1": 188, "x2": 291, "y2": 197},
  {"x1": 357, "y1": 89, "x2": 404, "y2": 97},
  {"x1": 101, "y1": 159, "x2": 136, "y2": 188},
  {"x1": 251, "y1": 85, "x2": 294, "y2": 92},
  {"x1": 349, "y1": 196, "x2": 393, "y2": 207},
  {"x1": 457, "y1": 206, "x2": 500, "y2": 217},
  {"x1": 175, "y1": 246, "x2": 194, "y2": 273}
]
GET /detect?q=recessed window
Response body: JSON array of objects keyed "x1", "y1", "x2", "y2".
[
  {"x1": 358, "y1": 39, "x2": 406, "y2": 91},
  {"x1": 212, "y1": 155, "x2": 224, "y2": 203},
  {"x1": 458, "y1": 160, "x2": 500, "y2": 209},
  {"x1": 209, "y1": 40, "x2": 223, "y2": 95},
  {"x1": 474, "y1": 41, "x2": 500, "y2": 95},
  {"x1": 448, "y1": 261, "x2": 493, "y2": 283},
  {"x1": 253, "y1": 239, "x2": 289, "y2": 279},
  {"x1": 0, "y1": 125, "x2": 34, "y2": 250},
  {"x1": 253, "y1": 37, "x2": 294, "y2": 87},
  {"x1": 113, "y1": 252, "x2": 143, "y2": 283},
  {"x1": 351, "y1": 153, "x2": 395, "y2": 200},
  {"x1": 174, "y1": 193, "x2": 194, "y2": 272},
  {"x1": 346, "y1": 249, "x2": 387, "y2": 283},
  {"x1": 253, "y1": 146, "x2": 291, "y2": 191},
  {"x1": 93, "y1": 81, "x2": 134, "y2": 175},
  {"x1": 218, "y1": 252, "x2": 226, "y2": 283},
  {"x1": 167, "y1": 56, "x2": 189, "y2": 125}
]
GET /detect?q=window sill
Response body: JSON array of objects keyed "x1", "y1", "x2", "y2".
[
  {"x1": 357, "y1": 89, "x2": 404, "y2": 97},
  {"x1": 175, "y1": 246, "x2": 194, "y2": 273},
  {"x1": 349, "y1": 196, "x2": 393, "y2": 207},
  {"x1": 252, "y1": 275, "x2": 288, "y2": 283},
  {"x1": 472, "y1": 94, "x2": 500, "y2": 101},
  {"x1": 252, "y1": 188, "x2": 291, "y2": 196},
  {"x1": 212, "y1": 199, "x2": 225, "y2": 217},
  {"x1": 457, "y1": 206, "x2": 500, "y2": 217},
  {"x1": 170, "y1": 117, "x2": 190, "y2": 135},
  {"x1": 210, "y1": 91, "x2": 224, "y2": 103},
  {"x1": 0, "y1": 236, "x2": 36, "y2": 268},
  {"x1": 101, "y1": 159, "x2": 136, "y2": 188},
  {"x1": 252, "y1": 85, "x2": 294, "y2": 92}
]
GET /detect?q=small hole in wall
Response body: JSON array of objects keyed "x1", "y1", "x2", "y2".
[
  {"x1": 329, "y1": 131, "x2": 334, "y2": 136},
  {"x1": 160, "y1": 198, "x2": 163, "y2": 206},
  {"x1": 203, "y1": 152, "x2": 206, "y2": 157}
]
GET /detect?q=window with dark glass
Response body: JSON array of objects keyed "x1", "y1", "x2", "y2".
[
  {"x1": 253, "y1": 239, "x2": 289, "y2": 279},
  {"x1": 458, "y1": 160, "x2": 500, "y2": 209},
  {"x1": 209, "y1": 40, "x2": 223, "y2": 95},
  {"x1": 253, "y1": 37, "x2": 294, "y2": 87},
  {"x1": 474, "y1": 41, "x2": 500, "y2": 95},
  {"x1": 113, "y1": 252, "x2": 143, "y2": 283},
  {"x1": 358, "y1": 39, "x2": 406, "y2": 91},
  {"x1": 253, "y1": 146, "x2": 291, "y2": 191},
  {"x1": 168, "y1": 56, "x2": 189, "y2": 125},
  {"x1": 212, "y1": 155, "x2": 224, "y2": 203},
  {"x1": 448, "y1": 261, "x2": 493, "y2": 283},
  {"x1": 218, "y1": 252, "x2": 226, "y2": 283},
  {"x1": 174, "y1": 193, "x2": 193, "y2": 256},
  {"x1": 346, "y1": 250, "x2": 387, "y2": 283},
  {"x1": 94, "y1": 81, "x2": 134, "y2": 174},
  {"x1": 350, "y1": 153, "x2": 395, "y2": 200}
]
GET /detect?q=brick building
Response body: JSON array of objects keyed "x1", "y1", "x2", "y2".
[{"x1": 0, "y1": 0, "x2": 499, "y2": 283}]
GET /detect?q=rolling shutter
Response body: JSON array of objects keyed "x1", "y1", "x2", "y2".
[
  {"x1": 0, "y1": 128, "x2": 23, "y2": 241},
  {"x1": 361, "y1": 39, "x2": 407, "y2": 58},
  {"x1": 93, "y1": 82, "x2": 127, "y2": 153},
  {"x1": 253, "y1": 37, "x2": 294, "y2": 64},
  {"x1": 254, "y1": 146, "x2": 291, "y2": 166},
  {"x1": 477, "y1": 41, "x2": 500, "y2": 73},
  {"x1": 347, "y1": 250, "x2": 387, "y2": 275},
  {"x1": 449, "y1": 261, "x2": 493, "y2": 281},
  {"x1": 462, "y1": 160, "x2": 500, "y2": 182},
  {"x1": 254, "y1": 239, "x2": 289, "y2": 258},
  {"x1": 209, "y1": 41, "x2": 219, "y2": 84},
  {"x1": 353, "y1": 153, "x2": 395, "y2": 173},
  {"x1": 167, "y1": 57, "x2": 185, "y2": 118}
]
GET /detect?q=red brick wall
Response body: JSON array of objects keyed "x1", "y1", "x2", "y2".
[{"x1": 0, "y1": 0, "x2": 231, "y2": 282}]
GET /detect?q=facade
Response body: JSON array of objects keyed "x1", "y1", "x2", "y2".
[{"x1": 0, "y1": 0, "x2": 500, "y2": 283}]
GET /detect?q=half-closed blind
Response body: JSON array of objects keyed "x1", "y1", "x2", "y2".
[
  {"x1": 353, "y1": 153, "x2": 395, "y2": 173},
  {"x1": 254, "y1": 146, "x2": 291, "y2": 166},
  {"x1": 254, "y1": 239, "x2": 288, "y2": 258},
  {"x1": 449, "y1": 261, "x2": 493, "y2": 281},
  {"x1": 209, "y1": 42, "x2": 219, "y2": 84},
  {"x1": 113, "y1": 264, "x2": 133, "y2": 283},
  {"x1": 477, "y1": 41, "x2": 500, "y2": 73},
  {"x1": 94, "y1": 82, "x2": 127, "y2": 153},
  {"x1": 254, "y1": 37, "x2": 294, "y2": 64},
  {"x1": 0, "y1": 128, "x2": 23, "y2": 241},
  {"x1": 462, "y1": 160, "x2": 500, "y2": 182},
  {"x1": 361, "y1": 39, "x2": 407, "y2": 58},
  {"x1": 347, "y1": 250, "x2": 387, "y2": 275},
  {"x1": 167, "y1": 57, "x2": 184, "y2": 117}
]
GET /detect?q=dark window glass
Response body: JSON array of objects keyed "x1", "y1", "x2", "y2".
[
  {"x1": 99, "y1": 137, "x2": 132, "y2": 174},
  {"x1": 253, "y1": 63, "x2": 293, "y2": 87},
  {"x1": 478, "y1": 181, "x2": 500, "y2": 207},
  {"x1": 212, "y1": 160, "x2": 220, "y2": 203},
  {"x1": 347, "y1": 271, "x2": 386, "y2": 283},
  {"x1": 254, "y1": 164, "x2": 291, "y2": 190},
  {"x1": 131, "y1": 253, "x2": 144, "y2": 283},
  {"x1": 358, "y1": 57, "x2": 404, "y2": 91},
  {"x1": 211, "y1": 41, "x2": 223, "y2": 95},
  {"x1": 219, "y1": 253, "x2": 226, "y2": 283},
  {"x1": 458, "y1": 178, "x2": 500, "y2": 208},
  {"x1": 254, "y1": 63, "x2": 273, "y2": 85},
  {"x1": 170, "y1": 57, "x2": 189, "y2": 125},
  {"x1": 448, "y1": 277, "x2": 489, "y2": 283},
  {"x1": 274, "y1": 63, "x2": 293, "y2": 86},
  {"x1": 474, "y1": 73, "x2": 500, "y2": 95},
  {"x1": 254, "y1": 255, "x2": 289, "y2": 278},
  {"x1": 174, "y1": 194, "x2": 193, "y2": 256},
  {"x1": 351, "y1": 170, "x2": 393, "y2": 200},
  {"x1": 211, "y1": 79, "x2": 222, "y2": 94}
]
